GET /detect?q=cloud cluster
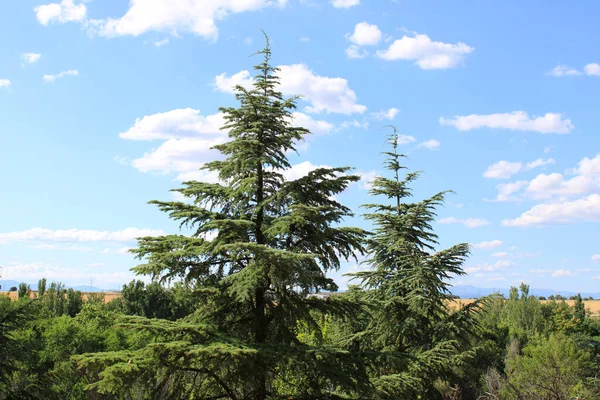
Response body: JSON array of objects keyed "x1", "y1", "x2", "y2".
[
  {"x1": 0, "y1": 79, "x2": 10, "y2": 88},
  {"x1": 21, "y1": 53, "x2": 41, "y2": 64},
  {"x1": 547, "y1": 63, "x2": 600, "y2": 77},
  {"x1": 214, "y1": 64, "x2": 367, "y2": 115},
  {"x1": 343, "y1": 22, "x2": 473, "y2": 69},
  {"x1": 35, "y1": 0, "x2": 287, "y2": 41},
  {"x1": 332, "y1": 0, "x2": 360, "y2": 8},
  {"x1": 472, "y1": 240, "x2": 503, "y2": 249},
  {"x1": 43, "y1": 69, "x2": 78, "y2": 83},
  {"x1": 377, "y1": 33, "x2": 474, "y2": 69},
  {"x1": 0, "y1": 227, "x2": 164, "y2": 244},
  {"x1": 438, "y1": 217, "x2": 490, "y2": 228},
  {"x1": 483, "y1": 158, "x2": 555, "y2": 179},
  {"x1": 440, "y1": 111, "x2": 574, "y2": 134}
]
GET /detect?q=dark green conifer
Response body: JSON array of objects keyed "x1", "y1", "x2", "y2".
[
  {"x1": 76, "y1": 34, "x2": 365, "y2": 399},
  {"x1": 349, "y1": 126, "x2": 480, "y2": 397}
]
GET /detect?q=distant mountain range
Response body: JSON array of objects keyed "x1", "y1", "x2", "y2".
[
  {"x1": 450, "y1": 285, "x2": 600, "y2": 299},
  {"x1": 0, "y1": 280, "x2": 117, "y2": 293}
]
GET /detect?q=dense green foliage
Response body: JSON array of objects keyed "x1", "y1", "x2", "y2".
[{"x1": 1, "y1": 36, "x2": 598, "y2": 399}]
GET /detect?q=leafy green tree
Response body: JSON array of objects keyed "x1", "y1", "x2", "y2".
[
  {"x1": 505, "y1": 333, "x2": 599, "y2": 399},
  {"x1": 77, "y1": 34, "x2": 365, "y2": 399},
  {"x1": 0, "y1": 296, "x2": 34, "y2": 393},
  {"x1": 65, "y1": 289, "x2": 83, "y2": 317},
  {"x1": 38, "y1": 278, "x2": 47, "y2": 298},
  {"x1": 350, "y1": 127, "x2": 480, "y2": 398},
  {"x1": 18, "y1": 282, "x2": 31, "y2": 299}
]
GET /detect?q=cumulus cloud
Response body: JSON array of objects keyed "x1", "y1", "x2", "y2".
[
  {"x1": 484, "y1": 161, "x2": 523, "y2": 179},
  {"x1": 524, "y1": 158, "x2": 555, "y2": 170},
  {"x1": 472, "y1": 240, "x2": 503, "y2": 249},
  {"x1": 438, "y1": 217, "x2": 490, "y2": 228},
  {"x1": 31, "y1": 243, "x2": 94, "y2": 251},
  {"x1": 491, "y1": 154, "x2": 600, "y2": 202},
  {"x1": 376, "y1": 33, "x2": 474, "y2": 69},
  {"x1": 417, "y1": 139, "x2": 440, "y2": 150},
  {"x1": 547, "y1": 65, "x2": 582, "y2": 77},
  {"x1": 492, "y1": 180, "x2": 528, "y2": 202},
  {"x1": 34, "y1": 0, "x2": 86, "y2": 25},
  {"x1": 484, "y1": 159, "x2": 555, "y2": 180},
  {"x1": 21, "y1": 53, "x2": 41, "y2": 64},
  {"x1": 83, "y1": 0, "x2": 286, "y2": 41},
  {"x1": 0, "y1": 227, "x2": 164, "y2": 244},
  {"x1": 348, "y1": 22, "x2": 382, "y2": 46},
  {"x1": 465, "y1": 260, "x2": 515, "y2": 274},
  {"x1": 584, "y1": 63, "x2": 600, "y2": 76},
  {"x1": 502, "y1": 194, "x2": 600, "y2": 227},
  {"x1": 332, "y1": 0, "x2": 360, "y2": 8},
  {"x1": 214, "y1": 64, "x2": 366, "y2": 114},
  {"x1": 440, "y1": 111, "x2": 574, "y2": 134},
  {"x1": 0, "y1": 79, "x2": 10, "y2": 88},
  {"x1": 371, "y1": 108, "x2": 399, "y2": 121},
  {"x1": 43, "y1": 69, "x2": 78, "y2": 83},
  {"x1": 552, "y1": 269, "x2": 573, "y2": 277},
  {"x1": 593, "y1": 254, "x2": 600, "y2": 261},
  {"x1": 346, "y1": 45, "x2": 368, "y2": 59}
]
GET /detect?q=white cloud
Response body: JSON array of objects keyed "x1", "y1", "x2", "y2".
[
  {"x1": 417, "y1": 139, "x2": 440, "y2": 150},
  {"x1": 348, "y1": 22, "x2": 382, "y2": 46},
  {"x1": 0, "y1": 79, "x2": 10, "y2": 88},
  {"x1": 154, "y1": 38, "x2": 169, "y2": 47},
  {"x1": 43, "y1": 69, "x2": 78, "y2": 83},
  {"x1": 300, "y1": 37, "x2": 310, "y2": 42},
  {"x1": 484, "y1": 161, "x2": 522, "y2": 179},
  {"x1": 492, "y1": 252, "x2": 509, "y2": 258},
  {"x1": 35, "y1": 0, "x2": 86, "y2": 26},
  {"x1": 493, "y1": 180, "x2": 528, "y2": 202},
  {"x1": 337, "y1": 120, "x2": 369, "y2": 131},
  {"x1": 371, "y1": 108, "x2": 399, "y2": 121},
  {"x1": 0, "y1": 228, "x2": 164, "y2": 244},
  {"x1": 465, "y1": 260, "x2": 514, "y2": 274},
  {"x1": 21, "y1": 53, "x2": 41, "y2": 64},
  {"x1": 31, "y1": 243, "x2": 93, "y2": 251},
  {"x1": 484, "y1": 158, "x2": 554, "y2": 180},
  {"x1": 120, "y1": 108, "x2": 333, "y2": 180},
  {"x1": 438, "y1": 217, "x2": 490, "y2": 228},
  {"x1": 552, "y1": 269, "x2": 573, "y2": 277},
  {"x1": 440, "y1": 111, "x2": 574, "y2": 134},
  {"x1": 291, "y1": 112, "x2": 335, "y2": 135},
  {"x1": 584, "y1": 63, "x2": 600, "y2": 76},
  {"x1": 376, "y1": 33, "x2": 474, "y2": 70},
  {"x1": 524, "y1": 158, "x2": 555, "y2": 171},
  {"x1": 280, "y1": 161, "x2": 329, "y2": 181},
  {"x1": 492, "y1": 154, "x2": 600, "y2": 202},
  {"x1": 472, "y1": 240, "x2": 503, "y2": 249},
  {"x1": 0, "y1": 262, "x2": 135, "y2": 288},
  {"x1": 502, "y1": 194, "x2": 600, "y2": 227},
  {"x1": 214, "y1": 64, "x2": 366, "y2": 114},
  {"x1": 87, "y1": 0, "x2": 287, "y2": 41},
  {"x1": 332, "y1": 0, "x2": 360, "y2": 8},
  {"x1": 397, "y1": 134, "x2": 417, "y2": 145},
  {"x1": 593, "y1": 254, "x2": 600, "y2": 261},
  {"x1": 357, "y1": 170, "x2": 377, "y2": 190},
  {"x1": 345, "y1": 45, "x2": 369, "y2": 59},
  {"x1": 547, "y1": 65, "x2": 581, "y2": 77},
  {"x1": 119, "y1": 108, "x2": 226, "y2": 141}
]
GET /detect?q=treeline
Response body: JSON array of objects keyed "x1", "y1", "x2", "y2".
[
  {"x1": 2, "y1": 280, "x2": 599, "y2": 398},
  {"x1": 1, "y1": 36, "x2": 598, "y2": 399}
]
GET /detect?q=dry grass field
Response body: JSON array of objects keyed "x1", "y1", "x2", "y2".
[
  {"x1": 1, "y1": 291, "x2": 121, "y2": 304},
  {"x1": 450, "y1": 298, "x2": 600, "y2": 316}
]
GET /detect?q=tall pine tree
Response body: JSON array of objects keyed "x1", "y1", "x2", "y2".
[
  {"x1": 349, "y1": 127, "x2": 480, "y2": 398},
  {"x1": 76, "y1": 34, "x2": 366, "y2": 399}
]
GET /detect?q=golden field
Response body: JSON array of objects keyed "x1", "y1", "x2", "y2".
[
  {"x1": 450, "y1": 298, "x2": 600, "y2": 316},
  {"x1": 1, "y1": 291, "x2": 122, "y2": 304}
]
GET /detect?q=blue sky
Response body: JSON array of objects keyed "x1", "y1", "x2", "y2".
[{"x1": 1, "y1": 0, "x2": 599, "y2": 292}]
